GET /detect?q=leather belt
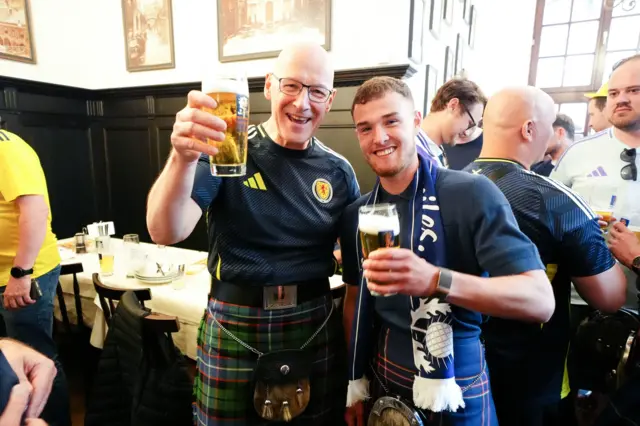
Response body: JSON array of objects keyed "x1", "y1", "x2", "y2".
[{"x1": 210, "y1": 278, "x2": 331, "y2": 308}]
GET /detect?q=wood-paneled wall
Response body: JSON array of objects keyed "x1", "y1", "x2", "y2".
[{"x1": 0, "y1": 65, "x2": 416, "y2": 251}]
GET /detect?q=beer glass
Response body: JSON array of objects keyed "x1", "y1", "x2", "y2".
[
  {"x1": 96, "y1": 236, "x2": 114, "y2": 277},
  {"x1": 630, "y1": 225, "x2": 640, "y2": 242},
  {"x1": 202, "y1": 70, "x2": 249, "y2": 177},
  {"x1": 358, "y1": 203, "x2": 401, "y2": 296}
]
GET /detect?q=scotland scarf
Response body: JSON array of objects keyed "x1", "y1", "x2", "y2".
[{"x1": 346, "y1": 156, "x2": 465, "y2": 412}]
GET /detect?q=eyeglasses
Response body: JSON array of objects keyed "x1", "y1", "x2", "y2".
[
  {"x1": 271, "y1": 74, "x2": 333, "y2": 103},
  {"x1": 460, "y1": 103, "x2": 477, "y2": 131},
  {"x1": 621, "y1": 148, "x2": 637, "y2": 181}
]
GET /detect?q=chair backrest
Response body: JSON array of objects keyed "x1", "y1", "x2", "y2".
[
  {"x1": 91, "y1": 273, "x2": 151, "y2": 325},
  {"x1": 120, "y1": 291, "x2": 180, "y2": 334},
  {"x1": 56, "y1": 262, "x2": 85, "y2": 334}
]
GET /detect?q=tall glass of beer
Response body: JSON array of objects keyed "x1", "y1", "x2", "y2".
[
  {"x1": 358, "y1": 203, "x2": 401, "y2": 296},
  {"x1": 202, "y1": 71, "x2": 249, "y2": 177}
]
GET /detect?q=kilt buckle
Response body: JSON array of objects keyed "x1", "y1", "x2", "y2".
[{"x1": 264, "y1": 285, "x2": 297, "y2": 310}]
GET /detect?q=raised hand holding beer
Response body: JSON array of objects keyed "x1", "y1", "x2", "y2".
[{"x1": 172, "y1": 90, "x2": 227, "y2": 163}]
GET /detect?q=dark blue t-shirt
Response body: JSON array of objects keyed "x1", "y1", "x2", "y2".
[
  {"x1": 464, "y1": 158, "x2": 616, "y2": 405},
  {"x1": 340, "y1": 167, "x2": 544, "y2": 396},
  {"x1": 442, "y1": 133, "x2": 483, "y2": 170},
  {"x1": 191, "y1": 124, "x2": 360, "y2": 285},
  {"x1": 531, "y1": 159, "x2": 554, "y2": 176},
  {"x1": 0, "y1": 350, "x2": 19, "y2": 415}
]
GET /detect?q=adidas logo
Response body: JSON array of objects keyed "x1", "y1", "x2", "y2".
[
  {"x1": 586, "y1": 166, "x2": 608, "y2": 177},
  {"x1": 243, "y1": 172, "x2": 267, "y2": 191}
]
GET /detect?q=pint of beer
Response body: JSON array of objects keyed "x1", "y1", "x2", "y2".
[
  {"x1": 630, "y1": 225, "x2": 640, "y2": 242},
  {"x1": 202, "y1": 72, "x2": 249, "y2": 177},
  {"x1": 359, "y1": 204, "x2": 400, "y2": 296}
]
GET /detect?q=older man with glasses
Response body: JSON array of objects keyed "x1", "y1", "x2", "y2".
[
  {"x1": 417, "y1": 78, "x2": 486, "y2": 167},
  {"x1": 146, "y1": 42, "x2": 359, "y2": 425},
  {"x1": 551, "y1": 54, "x2": 640, "y2": 316}
]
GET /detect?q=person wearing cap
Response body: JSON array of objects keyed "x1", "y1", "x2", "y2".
[{"x1": 586, "y1": 82, "x2": 611, "y2": 133}]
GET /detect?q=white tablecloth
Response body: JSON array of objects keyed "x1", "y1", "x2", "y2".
[{"x1": 55, "y1": 238, "x2": 345, "y2": 360}]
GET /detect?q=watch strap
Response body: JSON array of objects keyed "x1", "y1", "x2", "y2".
[
  {"x1": 435, "y1": 268, "x2": 453, "y2": 298},
  {"x1": 632, "y1": 256, "x2": 640, "y2": 275}
]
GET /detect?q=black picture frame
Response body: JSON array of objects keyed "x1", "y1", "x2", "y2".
[
  {"x1": 468, "y1": 5, "x2": 477, "y2": 48},
  {"x1": 424, "y1": 65, "x2": 440, "y2": 116},
  {"x1": 444, "y1": 46, "x2": 454, "y2": 83},
  {"x1": 429, "y1": 0, "x2": 443, "y2": 39},
  {"x1": 455, "y1": 33, "x2": 464, "y2": 75},
  {"x1": 409, "y1": 0, "x2": 426, "y2": 63},
  {"x1": 443, "y1": 0, "x2": 454, "y2": 25},
  {"x1": 462, "y1": 0, "x2": 471, "y2": 24}
]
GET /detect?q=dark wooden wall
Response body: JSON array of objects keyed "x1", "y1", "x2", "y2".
[{"x1": 0, "y1": 64, "x2": 416, "y2": 251}]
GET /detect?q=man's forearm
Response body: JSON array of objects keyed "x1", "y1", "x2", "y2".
[
  {"x1": 14, "y1": 196, "x2": 48, "y2": 271},
  {"x1": 446, "y1": 269, "x2": 554, "y2": 323},
  {"x1": 342, "y1": 285, "x2": 359, "y2": 346},
  {"x1": 146, "y1": 150, "x2": 199, "y2": 245}
]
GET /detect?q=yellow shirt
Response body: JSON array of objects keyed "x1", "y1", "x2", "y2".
[{"x1": 0, "y1": 130, "x2": 60, "y2": 286}]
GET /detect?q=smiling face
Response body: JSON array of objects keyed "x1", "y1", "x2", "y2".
[
  {"x1": 353, "y1": 91, "x2": 421, "y2": 178},
  {"x1": 264, "y1": 45, "x2": 335, "y2": 148}
]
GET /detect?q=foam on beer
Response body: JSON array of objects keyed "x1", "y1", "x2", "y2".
[
  {"x1": 202, "y1": 79, "x2": 249, "y2": 96},
  {"x1": 358, "y1": 214, "x2": 400, "y2": 235}
]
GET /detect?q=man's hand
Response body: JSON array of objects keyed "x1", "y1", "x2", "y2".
[
  {"x1": 0, "y1": 339, "x2": 56, "y2": 419},
  {"x1": 363, "y1": 248, "x2": 438, "y2": 297},
  {"x1": 345, "y1": 402, "x2": 364, "y2": 426},
  {"x1": 597, "y1": 214, "x2": 616, "y2": 229},
  {"x1": 2, "y1": 277, "x2": 34, "y2": 310},
  {"x1": 609, "y1": 222, "x2": 640, "y2": 269},
  {"x1": 171, "y1": 91, "x2": 228, "y2": 163}
]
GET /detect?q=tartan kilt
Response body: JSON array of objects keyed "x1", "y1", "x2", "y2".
[{"x1": 194, "y1": 294, "x2": 347, "y2": 426}]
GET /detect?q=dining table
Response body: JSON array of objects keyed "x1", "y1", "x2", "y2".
[{"x1": 55, "y1": 237, "x2": 346, "y2": 360}]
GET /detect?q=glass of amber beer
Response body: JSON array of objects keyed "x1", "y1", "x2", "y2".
[
  {"x1": 202, "y1": 71, "x2": 249, "y2": 177},
  {"x1": 358, "y1": 203, "x2": 401, "y2": 297}
]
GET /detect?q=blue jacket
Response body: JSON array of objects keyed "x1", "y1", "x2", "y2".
[{"x1": 0, "y1": 350, "x2": 20, "y2": 415}]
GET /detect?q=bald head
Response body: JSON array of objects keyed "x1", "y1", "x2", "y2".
[
  {"x1": 273, "y1": 42, "x2": 334, "y2": 87},
  {"x1": 480, "y1": 86, "x2": 556, "y2": 168}
]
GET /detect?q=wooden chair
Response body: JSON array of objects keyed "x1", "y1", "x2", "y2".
[
  {"x1": 91, "y1": 273, "x2": 179, "y2": 333},
  {"x1": 92, "y1": 273, "x2": 152, "y2": 326},
  {"x1": 55, "y1": 262, "x2": 85, "y2": 334}
]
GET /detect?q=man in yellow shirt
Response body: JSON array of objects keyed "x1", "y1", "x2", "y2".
[{"x1": 0, "y1": 122, "x2": 70, "y2": 426}]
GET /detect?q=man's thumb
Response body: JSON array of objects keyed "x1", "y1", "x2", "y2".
[{"x1": 0, "y1": 383, "x2": 31, "y2": 426}]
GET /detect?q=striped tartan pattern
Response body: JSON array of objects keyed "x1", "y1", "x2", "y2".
[{"x1": 194, "y1": 295, "x2": 347, "y2": 426}]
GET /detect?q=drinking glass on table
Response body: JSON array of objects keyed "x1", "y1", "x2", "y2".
[
  {"x1": 358, "y1": 203, "x2": 401, "y2": 297},
  {"x1": 202, "y1": 69, "x2": 249, "y2": 177},
  {"x1": 96, "y1": 236, "x2": 114, "y2": 277},
  {"x1": 123, "y1": 234, "x2": 141, "y2": 278}
]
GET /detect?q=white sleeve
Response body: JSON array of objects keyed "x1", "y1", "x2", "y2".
[{"x1": 550, "y1": 152, "x2": 574, "y2": 187}]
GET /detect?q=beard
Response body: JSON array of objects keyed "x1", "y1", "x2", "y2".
[{"x1": 610, "y1": 108, "x2": 640, "y2": 132}]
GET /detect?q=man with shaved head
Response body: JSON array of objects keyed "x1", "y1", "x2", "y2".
[
  {"x1": 464, "y1": 86, "x2": 626, "y2": 425},
  {"x1": 146, "y1": 43, "x2": 359, "y2": 425}
]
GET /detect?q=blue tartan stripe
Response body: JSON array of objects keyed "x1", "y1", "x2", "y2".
[{"x1": 194, "y1": 295, "x2": 347, "y2": 426}]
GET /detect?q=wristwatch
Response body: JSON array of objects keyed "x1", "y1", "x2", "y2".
[
  {"x1": 632, "y1": 256, "x2": 640, "y2": 275},
  {"x1": 434, "y1": 268, "x2": 454, "y2": 298},
  {"x1": 10, "y1": 266, "x2": 34, "y2": 279}
]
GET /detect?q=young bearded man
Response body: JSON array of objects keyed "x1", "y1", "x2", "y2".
[
  {"x1": 465, "y1": 86, "x2": 626, "y2": 426},
  {"x1": 340, "y1": 77, "x2": 554, "y2": 426}
]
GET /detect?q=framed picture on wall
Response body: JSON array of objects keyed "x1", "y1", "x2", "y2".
[
  {"x1": 0, "y1": 0, "x2": 36, "y2": 64},
  {"x1": 462, "y1": 0, "x2": 471, "y2": 24},
  {"x1": 408, "y1": 0, "x2": 425, "y2": 64},
  {"x1": 443, "y1": 45, "x2": 454, "y2": 83},
  {"x1": 455, "y1": 33, "x2": 464, "y2": 74},
  {"x1": 424, "y1": 65, "x2": 439, "y2": 116},
  {"x1": 218, "y1": 0, "x2": 332, "y2": 63},
  {"x1": 443, "y1": 0, "x2": 454, "y2": 25},
  {"x1": 429, "y1": 0, "x2": 443, "y2": 39},
  {"x1": 468, "y1": 5, "x2": 477, "y2": 48},
  {"x1": 121, "y1": 0, "x2": 175, "y2": 72}
]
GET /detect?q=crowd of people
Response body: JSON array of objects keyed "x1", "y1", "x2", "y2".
[{"x1": 1, "y1": 43, "x2": 639, "y2": 426}]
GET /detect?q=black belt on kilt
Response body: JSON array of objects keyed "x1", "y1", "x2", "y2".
[{"x1": 210, "y1": 278, "x2": 331, "y2": 307}]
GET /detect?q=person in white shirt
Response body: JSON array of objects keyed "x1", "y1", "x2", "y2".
[
  {"x1": 551, "y1": 54, "x2": 640, "y2": 314},
  {"x1": 417, "y1": 78, "x2": 486, "y2": 167}
]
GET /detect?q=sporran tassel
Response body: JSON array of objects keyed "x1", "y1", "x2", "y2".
[
  {"x1": 282, "y1": 400, "x2": 293, "y2": 422},
  {"x1": 296, "y1": 383, "x2": 304, "y2": 407},
  {"x1": 261, "y1": 399, "x2": 273, "y2": 420}
]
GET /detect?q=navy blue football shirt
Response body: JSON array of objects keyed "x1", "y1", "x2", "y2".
[
  {"x1": 464, "y1": 158, "x2": 616, "y2": 406},
  {"x1": 340, "y1": 166, "x2": 544, "y2": 399},
  {"x1": 191, "y1": 124, "x2": 360, "y2": 285}
]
